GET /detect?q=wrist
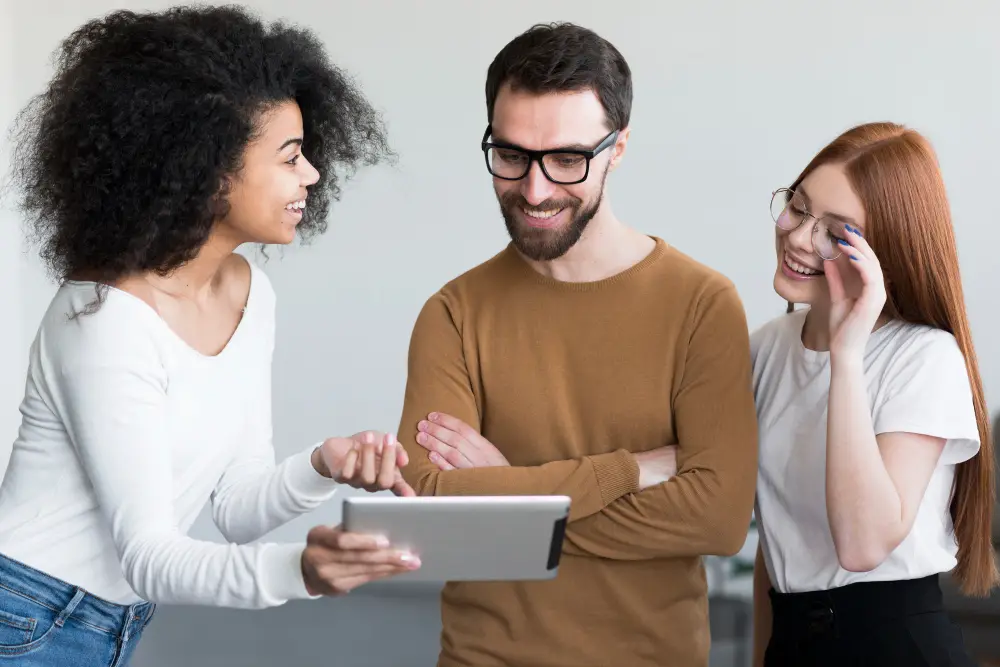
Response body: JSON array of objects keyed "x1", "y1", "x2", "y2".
[
  {"x1": 311, "y1": 445, "x2": 332, "y2": 478},
  {"x1": 829, "y1": 349, "x2": 864, "y2": 370}
]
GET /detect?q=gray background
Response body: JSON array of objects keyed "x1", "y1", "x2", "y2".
[{"x1": 1, "y1": 1, "x2": 998, "y2": 665}]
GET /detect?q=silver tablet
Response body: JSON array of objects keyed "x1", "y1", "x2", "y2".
[{"x1": 341, "y1": 495, "x2": 570, "y2": 582}]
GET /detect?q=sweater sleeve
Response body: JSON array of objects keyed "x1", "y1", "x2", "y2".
[
  {"x1": 561, "y1": 284, "x2": 758, "y2": 559},
  {"x1": 398, "y1": 292, "x2": 640, "y2": 522},
  {"x1": 51, "y1": 315, "x2": 315, "y2": 608}
]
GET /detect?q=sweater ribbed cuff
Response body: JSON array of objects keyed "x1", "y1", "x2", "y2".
[
  {"x1": 591, "y1": 448, "x2": 641, "y2": 505},
  {"x1": 259, "y1": 542, "x2": 321, "y2": 606},
  {"x1": 285, "y1": 443, "x2": 341, "y2": 504}
]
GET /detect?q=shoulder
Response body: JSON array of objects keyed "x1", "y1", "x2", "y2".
[
  {"x1": 750, "y1": 310, "x2": 804, "y2": 361},
  {"x1": 420, "y1": 246, "x2": 515, "y2": 318},
  {"x1": 656, "y1": 244, "x2": 738, "y2": 297},
  {"x1": 33, "y1": 283, "x2": 170, "y2": 379},
  {"x1": 880, "y1": 320, "x2": 962, "y2": 359},
  {"x1": 651, "y1": 245, "x2": 749, "y2": 331},
  {"x1": 877, "y1": 320, "x2": 969, "y2": 384}
]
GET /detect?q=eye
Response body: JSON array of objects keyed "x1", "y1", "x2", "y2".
[
  {"x1": 554, "y1": 155, "x2": 584, "y2": 167},
  {"x1": 286, "y1": 154, "x2": 300, "y2": 166},
  {"x1": 496, "y1": 149, "x2": 526, "y2": 164}
]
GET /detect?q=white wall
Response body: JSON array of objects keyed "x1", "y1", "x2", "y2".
[
  {"x1": 4, "y1": 0, "x2": 999, "y2": 544},
  {"x1": 0, "y1": 0, "x2": 23, "y2": 472}
]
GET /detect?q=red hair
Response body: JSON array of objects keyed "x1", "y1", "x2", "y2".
[{"x1": 790, "y1": 122, "x2": 997, "y2": 596}]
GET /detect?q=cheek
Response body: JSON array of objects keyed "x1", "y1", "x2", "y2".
[{"x1": 494, "y1": 180, "x2": 516, "y2": 200}]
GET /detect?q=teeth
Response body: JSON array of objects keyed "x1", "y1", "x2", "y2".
[
  {"x1": 285, "y1": 200, "x2": 306, "y2": 211},
  {"x1": 785, "y1": 254, "x2": 819, "y2": 275},
  {"x1": 522, "y1": 207, "x2": 561, "y2": 219}
]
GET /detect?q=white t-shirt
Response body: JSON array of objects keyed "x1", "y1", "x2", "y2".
[
  {"x1": 0, "y1": 259, "x2": 339, "y2": 608},
  {"x1": 751, "y1": 308, "x2": 981, "y2": 594}
]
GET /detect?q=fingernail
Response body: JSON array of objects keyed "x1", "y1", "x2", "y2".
[
  {"x1": 850, "y1": 256, "x2": 858, "y2": 261},
  {"x1": 429, "y1": 452, "x2": 439, "y2": 462},
  {"x1": 364, "y1": 432, "x2": 374, "y2": 444},
  {"x1": 417, "y1": 421, "x2": 427, "y2": 431},
  {"x1": 375, "y1": 535, "x2": 390, "y2": 548},
  {"x1": 416, "y1": 433, "x2": 426, "y2": 444},
  {"x1": 386, "y1": 433, "x2": 396, "y2": 445},
  {"x1": 429, "y1": 413, "x2": 438, "y2": 421},
  {"x1": 837, "y1": 239, "x2": 848, "y2": 246},
  {"x1": 400, "y1": 553, "x2": 420, "y2": 567}
]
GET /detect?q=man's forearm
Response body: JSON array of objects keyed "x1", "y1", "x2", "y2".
[
  {"x1": 560, "y1": 459, "x2": 756, "y2": 560},
  {"x1": 402, "y1": 448, "x2": 640, "y2": 522}
]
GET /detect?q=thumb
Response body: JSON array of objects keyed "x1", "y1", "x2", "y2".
[{"x1": 824, "y1": 258, "x2": 846, "y2": 302}]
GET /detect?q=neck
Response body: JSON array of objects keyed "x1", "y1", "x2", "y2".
[
  {"x1": 143, "y1": 228, "x2": 243, "y2": 300},
  {"x1": 801, "y1": 303, "x2": 891, "y2": 352},
  {"x1": 520, "y1": 204, "x2": 656, "y2": 282},
  {"x1": 801, "y1": 305, "x2": 832, "y2": 351}
]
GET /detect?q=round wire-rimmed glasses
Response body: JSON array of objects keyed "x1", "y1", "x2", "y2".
[{"x1": 770, "y1": 187, "x2": 848, "y2": 261}]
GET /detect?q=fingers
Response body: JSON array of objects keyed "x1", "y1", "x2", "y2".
[
  {"x1": 377, "y1": 436, "x2": 398, "y2": 490},
  {"x1": 429, "y1": 451, "x2": 457, "y2": 471},
  {"x1": 308, "y1": 525, "x2": 388, "y2": 551},
  {"x1": 427, "y1": 412, "x2": 481, "y2": 448},
  {"x1": 393, "y1": 435, "x2": 409, "y2": 468},
  {"x1": 330, "y1": 567, "x2": 410, "y2": 595},
  {"x1": 340, "y1": 445, "x2": 359, "y2": 481},
  {"x1": 836, "y1": 234, "x2": 883, "y2": 291},
  {"x1": 417, "y1": 419, "x2": 464, "y2": 449},
  {"x1": 360, "y1": 439, "x2": 378, "y2": 486},
  {"x1": 392, "y1": 473, "x2": 417, "y2": 497},
  {"x1": 824, "y1": 256, "x2": 846, "y2": 302}
]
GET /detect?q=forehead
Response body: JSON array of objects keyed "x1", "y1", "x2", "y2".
[
  {"x1": 797, "y1": 163, "x2": 866, "y2": 223},
  {"x1": 254, "y1": 101, "x2": 304, "y2": 146},
  {"x1": 491, "y1": 85, "x2": 609, "y2": 149}
]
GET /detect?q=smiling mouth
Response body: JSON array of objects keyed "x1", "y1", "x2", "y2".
[
  {"x1": 783, "y1": 252, "x2": 824, "y2": 277},
  {"x1": 284, "y1": 199, "x2": 306, "y2": 219},
  {"x1": 520, "y1": 206, "x2": 566, "y2": 228}
]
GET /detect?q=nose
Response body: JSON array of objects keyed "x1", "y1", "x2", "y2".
[
  {"x1": 784, "y1": 217, "x2": 817, "y2": 255},
  {"x1": 520, "y1": 161, "x2": 556, "y2": 206},
  {"x1": 300, "y1": 155, "x2": 320, "y2": 187}
]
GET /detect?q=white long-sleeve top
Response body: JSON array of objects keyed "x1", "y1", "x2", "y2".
[{"x1": 0, "y1": 259, "x2": 339, "y2": 608}]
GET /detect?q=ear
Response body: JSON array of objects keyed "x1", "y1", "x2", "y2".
[
  {"x1": 209, "y1": 175, "x2": 234, "y2": 219},
  {"x1": 608, "y1": 126, "x2": 631, "y2": 172}
]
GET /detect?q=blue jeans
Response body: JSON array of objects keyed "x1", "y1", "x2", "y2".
[{"x1": 0, "y1": 553, "x2": 155, "y2": 666}]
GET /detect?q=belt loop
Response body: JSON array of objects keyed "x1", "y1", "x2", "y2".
[{"x1": 54, "y1": 588, "x2": 86, "y2": 627}]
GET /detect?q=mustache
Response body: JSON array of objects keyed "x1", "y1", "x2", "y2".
[{"x1": 500, "y1": 191, "x2": 581, "y2": 212}]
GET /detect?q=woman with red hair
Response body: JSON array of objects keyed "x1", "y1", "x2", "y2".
[{"x1": 751, "y1": 122, "x2": 997, "y2": 666}]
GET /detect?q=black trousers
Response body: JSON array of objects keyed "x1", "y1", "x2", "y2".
[{"x1": 765, "y1": 575, "x2": 976, "y2": 667}]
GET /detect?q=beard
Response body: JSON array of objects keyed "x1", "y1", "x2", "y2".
[{"x1": 498, "y1": 167, "x2": 608, "y2": 261}]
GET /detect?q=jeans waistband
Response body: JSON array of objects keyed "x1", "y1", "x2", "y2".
[{"x1": 0, "y1": 552, "x2": 154, "y2": 637}]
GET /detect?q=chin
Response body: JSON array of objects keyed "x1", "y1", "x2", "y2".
[{"x1": 773, "y1": 268, "x2": 819, "y2": 307}]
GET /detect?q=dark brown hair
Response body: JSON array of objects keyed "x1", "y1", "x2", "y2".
[{"x1": 485, "y1": 22, "x2": 632, "y2": 131}]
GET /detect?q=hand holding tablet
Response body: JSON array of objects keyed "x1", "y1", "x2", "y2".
[{"x1": 342, "y1": 495, "x2": 571, "y2": 582}]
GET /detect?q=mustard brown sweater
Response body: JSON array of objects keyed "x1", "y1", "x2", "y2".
[{"x1": 398, "y1": 237, "x2": 758, "y2": 667}]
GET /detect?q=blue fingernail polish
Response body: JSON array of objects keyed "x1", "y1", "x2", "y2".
[
  {"x1": 850, "y1": 256, "x2": 858, "y2": 261},
  {"x1": 837, "y1": 239, "x2": 848, "y2": 246}
]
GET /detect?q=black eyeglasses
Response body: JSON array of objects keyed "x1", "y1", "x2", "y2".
[{"x1": 481, "y1": 125, "x2": 619, "y2": 185}]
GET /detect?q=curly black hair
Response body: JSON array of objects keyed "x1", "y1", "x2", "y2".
[{"x1": 7, "y1": 4, "x2": 394, "y2": 283}]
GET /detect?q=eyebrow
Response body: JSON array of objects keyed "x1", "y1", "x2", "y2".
[
  {"x1": 491, "y1": 134, "x2": 598, "y2": 152},
  {"x1": 796, "y1": 185, "x2": 858, "y2": 225},
  {"x1": 278, "y1": 137, "x2": 303, "y2": 152}
]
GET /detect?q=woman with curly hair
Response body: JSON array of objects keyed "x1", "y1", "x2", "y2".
[{"x1": 0, "y1": 6, "x2": 418, "y2": 664}]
